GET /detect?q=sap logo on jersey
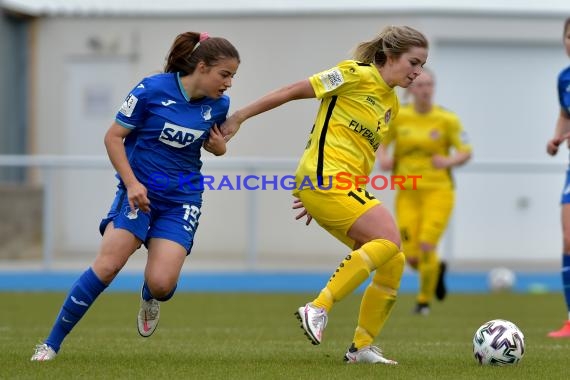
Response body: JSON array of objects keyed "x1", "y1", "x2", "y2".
[{"x1": 159, "y1": 122, "x2": 205, "y2": 148}]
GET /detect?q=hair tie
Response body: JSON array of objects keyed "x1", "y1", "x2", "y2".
[{"x1": 192, "y1": 32, "x2": 210, "y2": 53}]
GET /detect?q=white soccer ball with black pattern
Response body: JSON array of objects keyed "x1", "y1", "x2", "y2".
[{"x1": 472, "y1": 319, "x2": 525, "y2": 366}]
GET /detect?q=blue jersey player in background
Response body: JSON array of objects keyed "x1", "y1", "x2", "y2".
[
  {"x1": 31, "y1": 31, "x2": 241, "y2": 361},
  {"x1": 546, "y1": 17, "x2": 570, "y2": 338}
]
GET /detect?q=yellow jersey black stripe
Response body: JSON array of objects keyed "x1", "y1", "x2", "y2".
[{"x1": 295, "y1": 60, "x2": 399, "y2": 190}]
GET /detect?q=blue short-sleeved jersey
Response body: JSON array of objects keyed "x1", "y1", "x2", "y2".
[
  {"x1": 558, "y1": 65, "x2": 570, "y2": 117},
  {"x1": 115, "y1": 72, "x2": 229, "y2": 204},
  {"x1": 558, "y1": 66, "x2": 570, "y2": 204}
]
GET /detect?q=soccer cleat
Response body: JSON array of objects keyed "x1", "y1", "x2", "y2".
[
  {"x1": 294, "y1": 303, "x2": 328, "y2": 345},
  {"x1": 435, "y1": 261, "x2": 448, "y2": 301},
  {"x1": 412, "y1": 303, "x2": 430, "y2": 316},
  {"x1": 344, "y1": 344, "x2": 398, "y2": 365},
  {"x1": 30, "y1": 343, "x2": 57, "y2": 361},
  {"x1": 547, "y1": 320, "x2": 570, "y2": 338},
  {"x1": 137, "y1": 291, "x2": 160, "y2": 338}
]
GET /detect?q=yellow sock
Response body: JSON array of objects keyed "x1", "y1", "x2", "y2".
[
  {"x1": 313, "y1": 239, "x2": 400, "y2": 311},
  {"x1": 313, "y1": 251, "x2": 371, "y2": 311},
  {"x1": 417, "y1": 250, "x2": 439, "y2": 304},
  {"x1": 353, "y1": 252, "x2": 405, "y2": 349}
]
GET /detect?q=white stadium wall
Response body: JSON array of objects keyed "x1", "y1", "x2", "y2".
[{"x1": 29, "y1": 12, "x2": 569, "y2": 270}]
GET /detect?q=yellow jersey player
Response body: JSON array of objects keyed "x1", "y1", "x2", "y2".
[
  {"x1": 378, "y1": 68, "x2": 471, "y2": 316},
  {"x1": 222, "y1": 25, "x2": 428, "y2": 364}
]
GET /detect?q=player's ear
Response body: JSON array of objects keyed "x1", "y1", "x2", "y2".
[{"x1": 196, "y1": 61, "x2": 208, "y2": 73}]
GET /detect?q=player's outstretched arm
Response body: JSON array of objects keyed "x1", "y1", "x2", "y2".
[{"x1": 221, "y1": 79, "x2": 315, "y2": 141}]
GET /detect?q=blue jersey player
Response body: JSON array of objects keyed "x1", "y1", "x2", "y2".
[
  {"x1": 546, "y1": 17, "x2": 570, "y2": 338},
  {"x1": 31, "y1": 32, "x2": 240, "y2": 361}
]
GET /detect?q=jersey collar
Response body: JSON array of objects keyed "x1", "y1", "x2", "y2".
[
  {"x1": 373, "y1": 69, "x2": 393, "y2": 93},
  {"x1": 176, "y1": 72, "x2": 190, "y2": 102}
]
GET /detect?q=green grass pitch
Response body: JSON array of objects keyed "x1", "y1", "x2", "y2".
[{"x1": 2, "y1": 292, "x2": 570, "y2": 379}]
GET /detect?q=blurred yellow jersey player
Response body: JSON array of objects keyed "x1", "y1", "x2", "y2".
[{"x1": 378, "y1": 68, "x2": 472, "y2": 316}]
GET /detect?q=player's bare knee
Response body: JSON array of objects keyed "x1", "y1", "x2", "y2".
[
  {"x1": 146, "y1": 279, "x2": 177, "y2": 300},
  {"x1": 92, "y1": 258, "x2": 124, "y2": 283},
  {"x1": 147, "y1": 284, "x2": 169, "y2": 298}
]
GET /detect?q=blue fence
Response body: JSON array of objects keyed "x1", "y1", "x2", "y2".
[{"x1": 0, "y1": 270, "x2": 561, "y2": 293}]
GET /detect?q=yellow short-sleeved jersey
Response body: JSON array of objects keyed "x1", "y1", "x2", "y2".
[
  {"x1": 294, "y1": 60, "x2": 399, "y2": 190},
  {"x1": 383, "y1": 104, "x2": 471, "y2": 190}
]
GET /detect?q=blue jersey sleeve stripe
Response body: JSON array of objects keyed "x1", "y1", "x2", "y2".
[{"x1": 115, "y1": 118, "x2": 137, "y2": 130}]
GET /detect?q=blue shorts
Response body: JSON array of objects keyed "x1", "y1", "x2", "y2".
[
  {"x1": 99, "y1": 187, "x2": 202, "y2": 254},
  {"x1": 562, "y1": 169, "x2": 570, "y2": 204}
]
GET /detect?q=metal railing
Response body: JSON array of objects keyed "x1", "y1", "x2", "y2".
[{"x1": 0, "y1": 155, "x2": 567, "y2": 270}]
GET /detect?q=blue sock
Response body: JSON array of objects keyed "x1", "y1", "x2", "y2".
[
  {"x1": 141, "y1": 281, "x2": 154, "y2": 301},
  {"x1": 142, "y1": 281, "x2": 177, "y2": 302},
  {"x1": 45, "y1": 267, "x2": 107, "y2": 352},
  {"x1": 563, "y1": 255, "x2": 570, "y2": 314}
]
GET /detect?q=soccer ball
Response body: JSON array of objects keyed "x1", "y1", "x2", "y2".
[
  {"x1": 487, "y1": 267, "x2": 516, "y2": 292},
  {"x1": 472, "y1": 319, "x2": 525, "y2": 366}
]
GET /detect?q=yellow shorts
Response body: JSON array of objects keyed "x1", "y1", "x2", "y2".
[
  {"x1": 395, "y1": 188, "x2": 454, "y2": 258},
  {"x1": 294, "y1": 188, "x2": 381, "y2": 248}
]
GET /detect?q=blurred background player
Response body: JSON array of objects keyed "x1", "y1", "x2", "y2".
[
  {"x1": 378, "y1": 68, "x2": 472, "y2": 316},
  {"x1": 222, "y1": 25, "x2": 428, "y2": 364},
  {"x1": 31, "y1": 31, "x2": 240, "y2": 361},
  {"x1": 546, "y1": 17, "x2": 570, "y2": 338}
]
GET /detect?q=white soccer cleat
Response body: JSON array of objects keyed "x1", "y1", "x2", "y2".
[
  {"x1": 137, "y1": 296, "x2": 160, "y2": 337},
  {"x1": 344, "y1": 344, "x2": 398, "y2": 365},
  {"x1": 294, "y1": 303, "x2": 328, "y2": 345},
  {"x1": 30, "y1": 343, "x2": 57, "y2": 361}
]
